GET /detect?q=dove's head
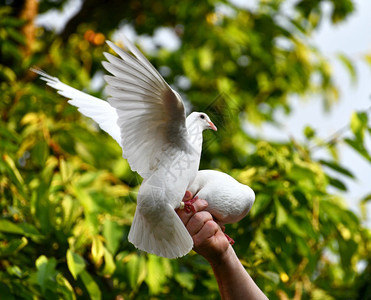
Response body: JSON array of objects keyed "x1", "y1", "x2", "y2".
[{"x1": 187, "y1": 112, "x2": 217, "y2": 132}]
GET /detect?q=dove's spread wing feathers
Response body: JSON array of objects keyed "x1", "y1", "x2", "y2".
[
  {"x1": 104, "y1": 39, "x2": 187, "y2": 178},
  {"x1": 31, "y1": 69, "x2": 122, "y2": 146}
]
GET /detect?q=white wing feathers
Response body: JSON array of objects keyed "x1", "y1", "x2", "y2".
[
  {"x1": 31, "y1": 69, "x2": 122, "y2": 146},
  {"x1": 103, "y1": 39, "x2": 187, "y2": 178}
]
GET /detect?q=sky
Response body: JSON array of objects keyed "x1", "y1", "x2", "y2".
[
  {"x1": 264, "y1": 0, "x2": 371, "y2": 226},
  {"x1": 36, "y1": 0, "x2": 371, "y2": 226}
]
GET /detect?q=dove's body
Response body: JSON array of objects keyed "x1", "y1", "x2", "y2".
[
  {"x1": 188, "y1": 170, "x2": 255, "y2": 225},
  {"x1": 130, "y1": 117, "x2": 206, "y2": 258},
  {"x1": 33, "y1": 37, "x2": 216, "y2": 258}
]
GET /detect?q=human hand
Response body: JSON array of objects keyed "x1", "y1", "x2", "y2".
[
  {"x1": 177, "y1": 192, "x2": 269, "y2": 300},
  {"x1": 176, "y1": 191, "x2": 231, "y2": 265}
]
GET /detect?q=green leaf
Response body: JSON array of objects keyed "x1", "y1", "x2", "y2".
[
  {"x1": 0, "y1": 219, "x2": 25, "y2": 235},
  {"x1": 337, "y1": 53, "x2": 356, "y2": 84},
  {"x1": 7, "y1": 27, "x2": 26, "y2": 44},
  {"x1": 91, "y1": 236, "x2": 104, "y2": 266},
  {"x1": 56, "y1": 274, "x2": 76, "y2": 300},
  {"x1": 79, "y1": 270, "x2": 101, "y2": 300},
  {"x1": 6, "y1": 265, "x2": 23, "y2": 278},
  {"x1": 250, "y1": 193, "x2": 272, "y2": 217},
  {"x1": 102, "y1": 248, "x2": 116, "y2": 275},
  {"x1": 199, "y1": 46, "x2": 214, "y2": 71},
  {"x1": 286, "y1": 217, "x2": 307, "y2": 237},
  {"x1": 275, "y1": 198, "x2": 288, "y2": 227},
  {"x1": 327, "y1": 175, "x2": 347, "y2": 191},
  {"x1": 3, "y1": 154, "x2": 24, "y2": 188},
  {"x1": 337, "y1": 237, "x2": 358, "y2": 271},
  {"x1": 0, "y1": 282, "x2": 15, "y2": 300},
  {"x1": 32, "y1": 141, "x2": 49, "y2": 167},
  {"x1": 304, "y1": 125, "x2": 316, "y2": 139},
  {"x1": 36, "y1": 255, "x2": 57, "y2": 294},
  {"x1": 350, "y1": 111, "x2": 368, "y2": 142},
  {"x1": 319, "y1": 159, "x2": 355, "y2": 178},
  {"x1": 0, "y1": 65, "x2": 17, "y2": 82},
  {"x1": 361, "y1": 193, "x2": 371, "y2": 204},
  {"x1": 3, "y1": 222, "x2": 44, "y2": 242},
  {"x1": 145, "y1": 255, "x2": 167, "y2": 294},
  {"x1": 0, "y1": 237, "x2": 28, "y2": 256},
  {"x1": 102, "y1": 220, "x2": 122, "y2": 255},
  {"x1": 127, "y1": 254, "x2": 147, "y2": 289},
  {"x1": 66, "y1": 249, "x2": 85, "y2": 280},
  {"x1": 73, "y1": 186, "x2": 98, "y2": 213},
  {"x1": 344, "y1": 137, "x2": 371, "y2": 162},
  {"x1": 258, "y1": 270, "x2": 280, "y2": 284},
  {"x1": 175, "y1": 272, "x2": 195, "y2": 291}
]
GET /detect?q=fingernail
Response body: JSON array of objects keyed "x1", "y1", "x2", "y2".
[{"x1": 201, "y1": 199, "x2": 208, "y2": 207}]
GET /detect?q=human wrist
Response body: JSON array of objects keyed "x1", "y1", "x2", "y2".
[{"x1": 206, "y1": 244, "x2": 235, "y2": 269}]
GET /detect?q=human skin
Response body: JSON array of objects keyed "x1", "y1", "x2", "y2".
[{"x1": 176, "y1": 192, "x2": 268, "y2": 300}]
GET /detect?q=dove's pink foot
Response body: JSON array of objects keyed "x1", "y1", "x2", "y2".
[
  {"x1": 224, "y1": 233, "x2": 235, "y2": 245},
  {"x1": 220, "y1": 225, "x2": 235, "y2": 245},
  {"x1": 182, "y1": 196, "x2": 199, "y2": 213}
]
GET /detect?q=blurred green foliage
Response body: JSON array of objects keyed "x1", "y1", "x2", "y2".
[{"x1": 1, "y1": 0, "x2": 371, "y2": 299}]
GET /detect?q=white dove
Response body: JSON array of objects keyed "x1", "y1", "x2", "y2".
[
  {"x1": 32, "y1": 36, "x2": 217, "y2": 258},
  {"x1": 187, "y1": 170, "x2": 255, "y2": 244}
]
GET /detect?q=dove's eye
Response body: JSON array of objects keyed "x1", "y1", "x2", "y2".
[{"x1": 200, "y1": 115, "x2": 205, "y2": 119}]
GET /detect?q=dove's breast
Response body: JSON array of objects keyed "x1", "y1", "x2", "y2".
[{"x1": 188, "y1": 170, "x2": 255, "y2": 225}]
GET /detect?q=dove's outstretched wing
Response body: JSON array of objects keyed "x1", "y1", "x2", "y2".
[
  {"x1": 103, "y1": 38, "x2": 188, "y2": 178},
  {"x1": 31, "y1": 69, "x2": 122, "y2": 146}
]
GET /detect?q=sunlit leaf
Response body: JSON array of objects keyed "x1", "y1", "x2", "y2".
[
  {"x1": 36, "y1": 255, "x2": 57, "y2": 294},
  {"x1": 102, "y1": 248, "x2": 116, "y2": 275},
  {"x1": 337, "y1": 53, "x2": 356, "y2": 84},
  {"x1": 91, "y1": 236, "x2": 104, "y2": 266},
  {"x1": 344, "y1": 137, "x2": 371, "y2": 162},
  {"x1": 275, "y1": 198, "x2": 288, "y2": 227},
  {"x1": 102, "y1": 219, "x2": 122, "y2": 255},
  {"x1": 350, "y1": 111, "x2": 368, "y2": 142},
  {"x1": 0, "y1": 237, "x2": 28, "y2": 256},
  {"x1": 145, "y1": 255, "x2": 167, "y2": 294},
  {"x1": 56, "y1": 273, "x2": 76, "y2": 300},
  {"x1": 79, "y1": 270, "x2": 101, "y2": 300},
  {"x1": 127, "y1": 254, "x2": 147, "y2": 289},
  {"x1": 66, "y1": 250, "x2": 85, "y2": 280},
  {"x1": 0, "y1": 220, "x2": 25, "y2": 235},
  {"x1": 175, "y1": 272, "x2": 195, "y2": 291}
]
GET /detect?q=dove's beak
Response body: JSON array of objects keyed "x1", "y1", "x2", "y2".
[{"x1": 208, "y1": 121, "x2": 217, "y2": 131}]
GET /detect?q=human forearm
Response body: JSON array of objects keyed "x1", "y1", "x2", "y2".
[{"x1": 209, "y1": 246, "x2": 268, "y2": 300}]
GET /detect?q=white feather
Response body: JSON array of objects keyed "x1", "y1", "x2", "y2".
[
  {"x1": 103, "y1": 40, "x2": 188, "y2": 178},
  {"x1": 188, "y1": 170, "x2": 255, "y2": 225},
  {"x1": 31, "y1": 68, "x2": 122, "y2": 146}
]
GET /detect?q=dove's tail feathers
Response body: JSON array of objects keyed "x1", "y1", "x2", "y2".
[{"x1": 128, "y1": 205, "x2": 193, "y2": 259}]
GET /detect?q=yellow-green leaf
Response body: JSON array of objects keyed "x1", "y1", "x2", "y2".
[
  {"x1": 66, "y1": 249, "x2": 85, "y2": 280},
  {"x1": 145, "y1": 255, "x2": 167, "y2": 294},
  {"x1": 91, "y1": 236, "x2": 104, "y2": 266},
  {"x1": 102, "y1": 248, "x2": 116, "y2": 275},
  {"x1": 80, "y1": 270, "x2": 101, "y2": 300}
]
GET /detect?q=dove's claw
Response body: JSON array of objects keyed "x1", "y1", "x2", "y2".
[
  {"x1": 182, "y1": 196, "x2": 199, "y2": 213},
  {"x1": 224, "y1": 233, "x2": 235, "y2": 245}
]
